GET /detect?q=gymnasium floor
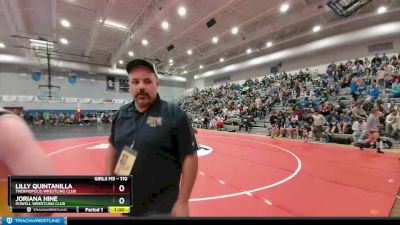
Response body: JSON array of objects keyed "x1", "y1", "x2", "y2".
[{"x1": 33, "y1": 125, "x2": 400, "y2": 217}]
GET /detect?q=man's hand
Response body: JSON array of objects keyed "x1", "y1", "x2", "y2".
[{"x1": 171, "y1": 200, "x2": 189, "y2": 217}]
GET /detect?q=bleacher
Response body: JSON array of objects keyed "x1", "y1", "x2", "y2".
[{"x1": 182, "y1": 53, "x2": 400, "y2": 149}]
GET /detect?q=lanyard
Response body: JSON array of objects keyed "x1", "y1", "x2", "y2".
[{"x1": 130, "y1": 112, "x2": 147, "y2": 149}]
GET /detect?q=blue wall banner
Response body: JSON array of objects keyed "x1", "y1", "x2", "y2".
[
  {"x1": 68, "y1": 73, "x2": 77, "y2": 85},
  {"x1": 31, "y1": 72, "x2": 41, "y2": 81}
]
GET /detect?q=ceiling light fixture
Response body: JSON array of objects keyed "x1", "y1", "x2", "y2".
[
  {"x1": 280, "y1": 3, "x2": 290, "y2": 13},
  {"x1": 60, "y1": 38, "x2": 69, "y2": 45},
  {"x1": 212, "y1": 36, "x2": 219, "y2": 44},
  {"x1": 313, "y1": 25, "x2": 321, "y2": 32},
  {"x1": 178, "y1": 6, "x2": 186, "y2": 17},
  {"x1": 377, "y1": 6, "x2": 387, "y2": 14},
  {"x1": 231, "y1": 27, "x2": 238, "y2": 35},
  {"x1": 60, "y1": 19, "x2": 71, "y2": 28},
  {"x1": 161, "y1": 21, "x2": 169, "y2": 30}
]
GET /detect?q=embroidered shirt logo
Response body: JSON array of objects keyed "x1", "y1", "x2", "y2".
[{"x1": 147, "y1": 117, "x2": 162, "y2": 127}]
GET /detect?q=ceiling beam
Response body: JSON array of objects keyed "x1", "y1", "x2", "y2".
[
  {"x1": 0, "y1": 0, "x2": 20, "y2": 34},
  {"x1": 194, "y1": 20, "x2": 400, "y2": 80},
  {"x1": 168, "y1": 0, "x2": 277, "y2": 67},
  {"x1": 84, "y1": 0, "x2": 117, "y2": 58},
  {"x1": 51, "y1": 0, "x2": 57, "y2": 41},
  {"x1": 8, "y1": 0, "x2": 26, "y2": 33},
  {"x1": 146, "y1": 0, "x2": 239, "y2": 61},
  {"x1": 183, "y1": 0, "x2": 325, "y2": 71},
  {"x1": 109, "y1": 0, "x2": 179, "y2": 66},
  {"x1": 0, "y1": 0, "x2": 32, "y2": 57}
]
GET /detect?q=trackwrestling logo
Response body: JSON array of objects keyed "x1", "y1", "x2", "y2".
[{"x1": 2, "y1": 217, "x2": 65, "y2": 225}]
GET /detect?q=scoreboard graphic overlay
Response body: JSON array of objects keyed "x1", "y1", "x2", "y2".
[{"x1": 8, "y1": 176, "x2": 132, "y2": 214}]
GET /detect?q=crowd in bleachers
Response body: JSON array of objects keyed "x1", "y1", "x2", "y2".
[
  {"x1": 179, "y1": 52, "x2": 400, "y2": 146},
  {"x1": 23, "y1": 111, "x2": 115, "y2": 127}
]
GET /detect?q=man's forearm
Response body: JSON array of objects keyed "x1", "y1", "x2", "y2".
[
  {"x1": 177, "y1": 154, "x2": 198, "y2": 202},
  {"x1": 105, "y1": 146, "x2": 117, "y2": 175}
]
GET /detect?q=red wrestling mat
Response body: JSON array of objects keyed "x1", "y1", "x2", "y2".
[{"x1": 37, "y1": 129, "x2": 400, "y2": 217}]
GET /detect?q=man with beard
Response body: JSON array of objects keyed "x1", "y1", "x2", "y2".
[{"x1": 106, "y1": 59, "x2": 199, "y2": 217}]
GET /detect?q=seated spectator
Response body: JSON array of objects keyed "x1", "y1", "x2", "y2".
[
  {"x1": 362, "y1": 98, "x2": 374, "y2": 113},
  {"x1": 281, "y1": 119, "x2": 291, "y2": 138},
  {"x1": 276, "y1": 111, "x2": 285, "y2": 137},
  {"x1": 338, "y1": 112, "x2": 352, "y2": 134},
  {"x1": 326, "y1": 112, "x2": 340, "y2": 133},
  {"x1": 390, "y1": 55, "x2": 398, "y2": 65},
  {"x1": 312, "y1": 110, "x2": 326, "y2": 141},
  {"x1": 327, "y1": 62, "x2": 336, "y2": 80},
  {"x1": 353, "y1": 62, "x2": 364, "y2": 76},
  {"x1": 216, "y1": 115, "x2": 224, "y2": 131},
  {"x1": 365, "y1": 67, "x2": 372, "y2": 77},
  {"x1": 338, "y1": 63, "x2": 346, "y2": 80},
  {"x1": 33, "y1": 114, "x2": 43, "y2": 126},
  {"x1": 372, "y1": 54, "x2": 382, "y2": 68},
  {"x1": 357, "y1": 78, "x2": 366, "y2": 97},
  {"x1": 391, "y1": 70, "x2": 399, "y2": 82},
  {"x1": 239, "y1": 113, "x2": 251, "y2": 133},
  {"x1": 352, "y1": 118, "x2": 367, "y2": 143},
  {"x1": 354, "y1": 58, "x2": 363, "y2": 66},
  {"x1": 350, "y1": 78, "x2": 359, "y2": 101},
  {"x1": 300, "y1": 98, "x2": 308, "y2": 107},
  {"x1": 382, "y1": 53, "x2": 389, "y2": 65},
  {"x1": 351, "y1": 103, "x2": 368, "y2": 121},
  {"x1": 376, "y1": 66, "x2": 388, "y2": 90},
  {"x1": 303, "y1": 112, "x2": 314, "y2": 142},
  {"x1": 319, "y1": 102, "x2": 331, "y2": 117},
  {"x1": 331, "y1": 82, "x2": 339, "y2": 95},
  {"x1": 366, "y1": 81, "x2": 380, "y2": 102},
  {"x1": 311, "y1": 95, "x2": 321, "y2": 107},
  {"x1": 294, "y1": 106, "x2": 304, "y2": 121},
  {"x1": 270, "y1": 111, "x2": 278, "y2": 138},
  {"x1": 346, "y1": 60, "x2": 354, "y2": 68},
  {"x1": 341, "y1": 74, "x2": 351, "y2": 88},
  {"x1": 385, "y1": 110, "x2": 397, "y2": 138},
  {"x1": 210, "y1": 117, "x2": 216, "y2": 129},
  {"x1": 364, "y1": 57, "x2": 371, "y2": 68},
  {"x1": 391, "y1": 78, "x2": 400, "y2": 97},
  {"x1": 288, "y1": 121, "x2": 299, "y2": 139},
  {"x1": 202, "y1": 116, "x2": 209, "y2": 129},
  {"x1": 371, "y1": 64, "x2": 379, "y2": 76}
]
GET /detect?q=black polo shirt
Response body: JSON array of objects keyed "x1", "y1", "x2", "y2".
[{"x1": 109, "y1": 95, "x2": 198, "y2": 216}]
